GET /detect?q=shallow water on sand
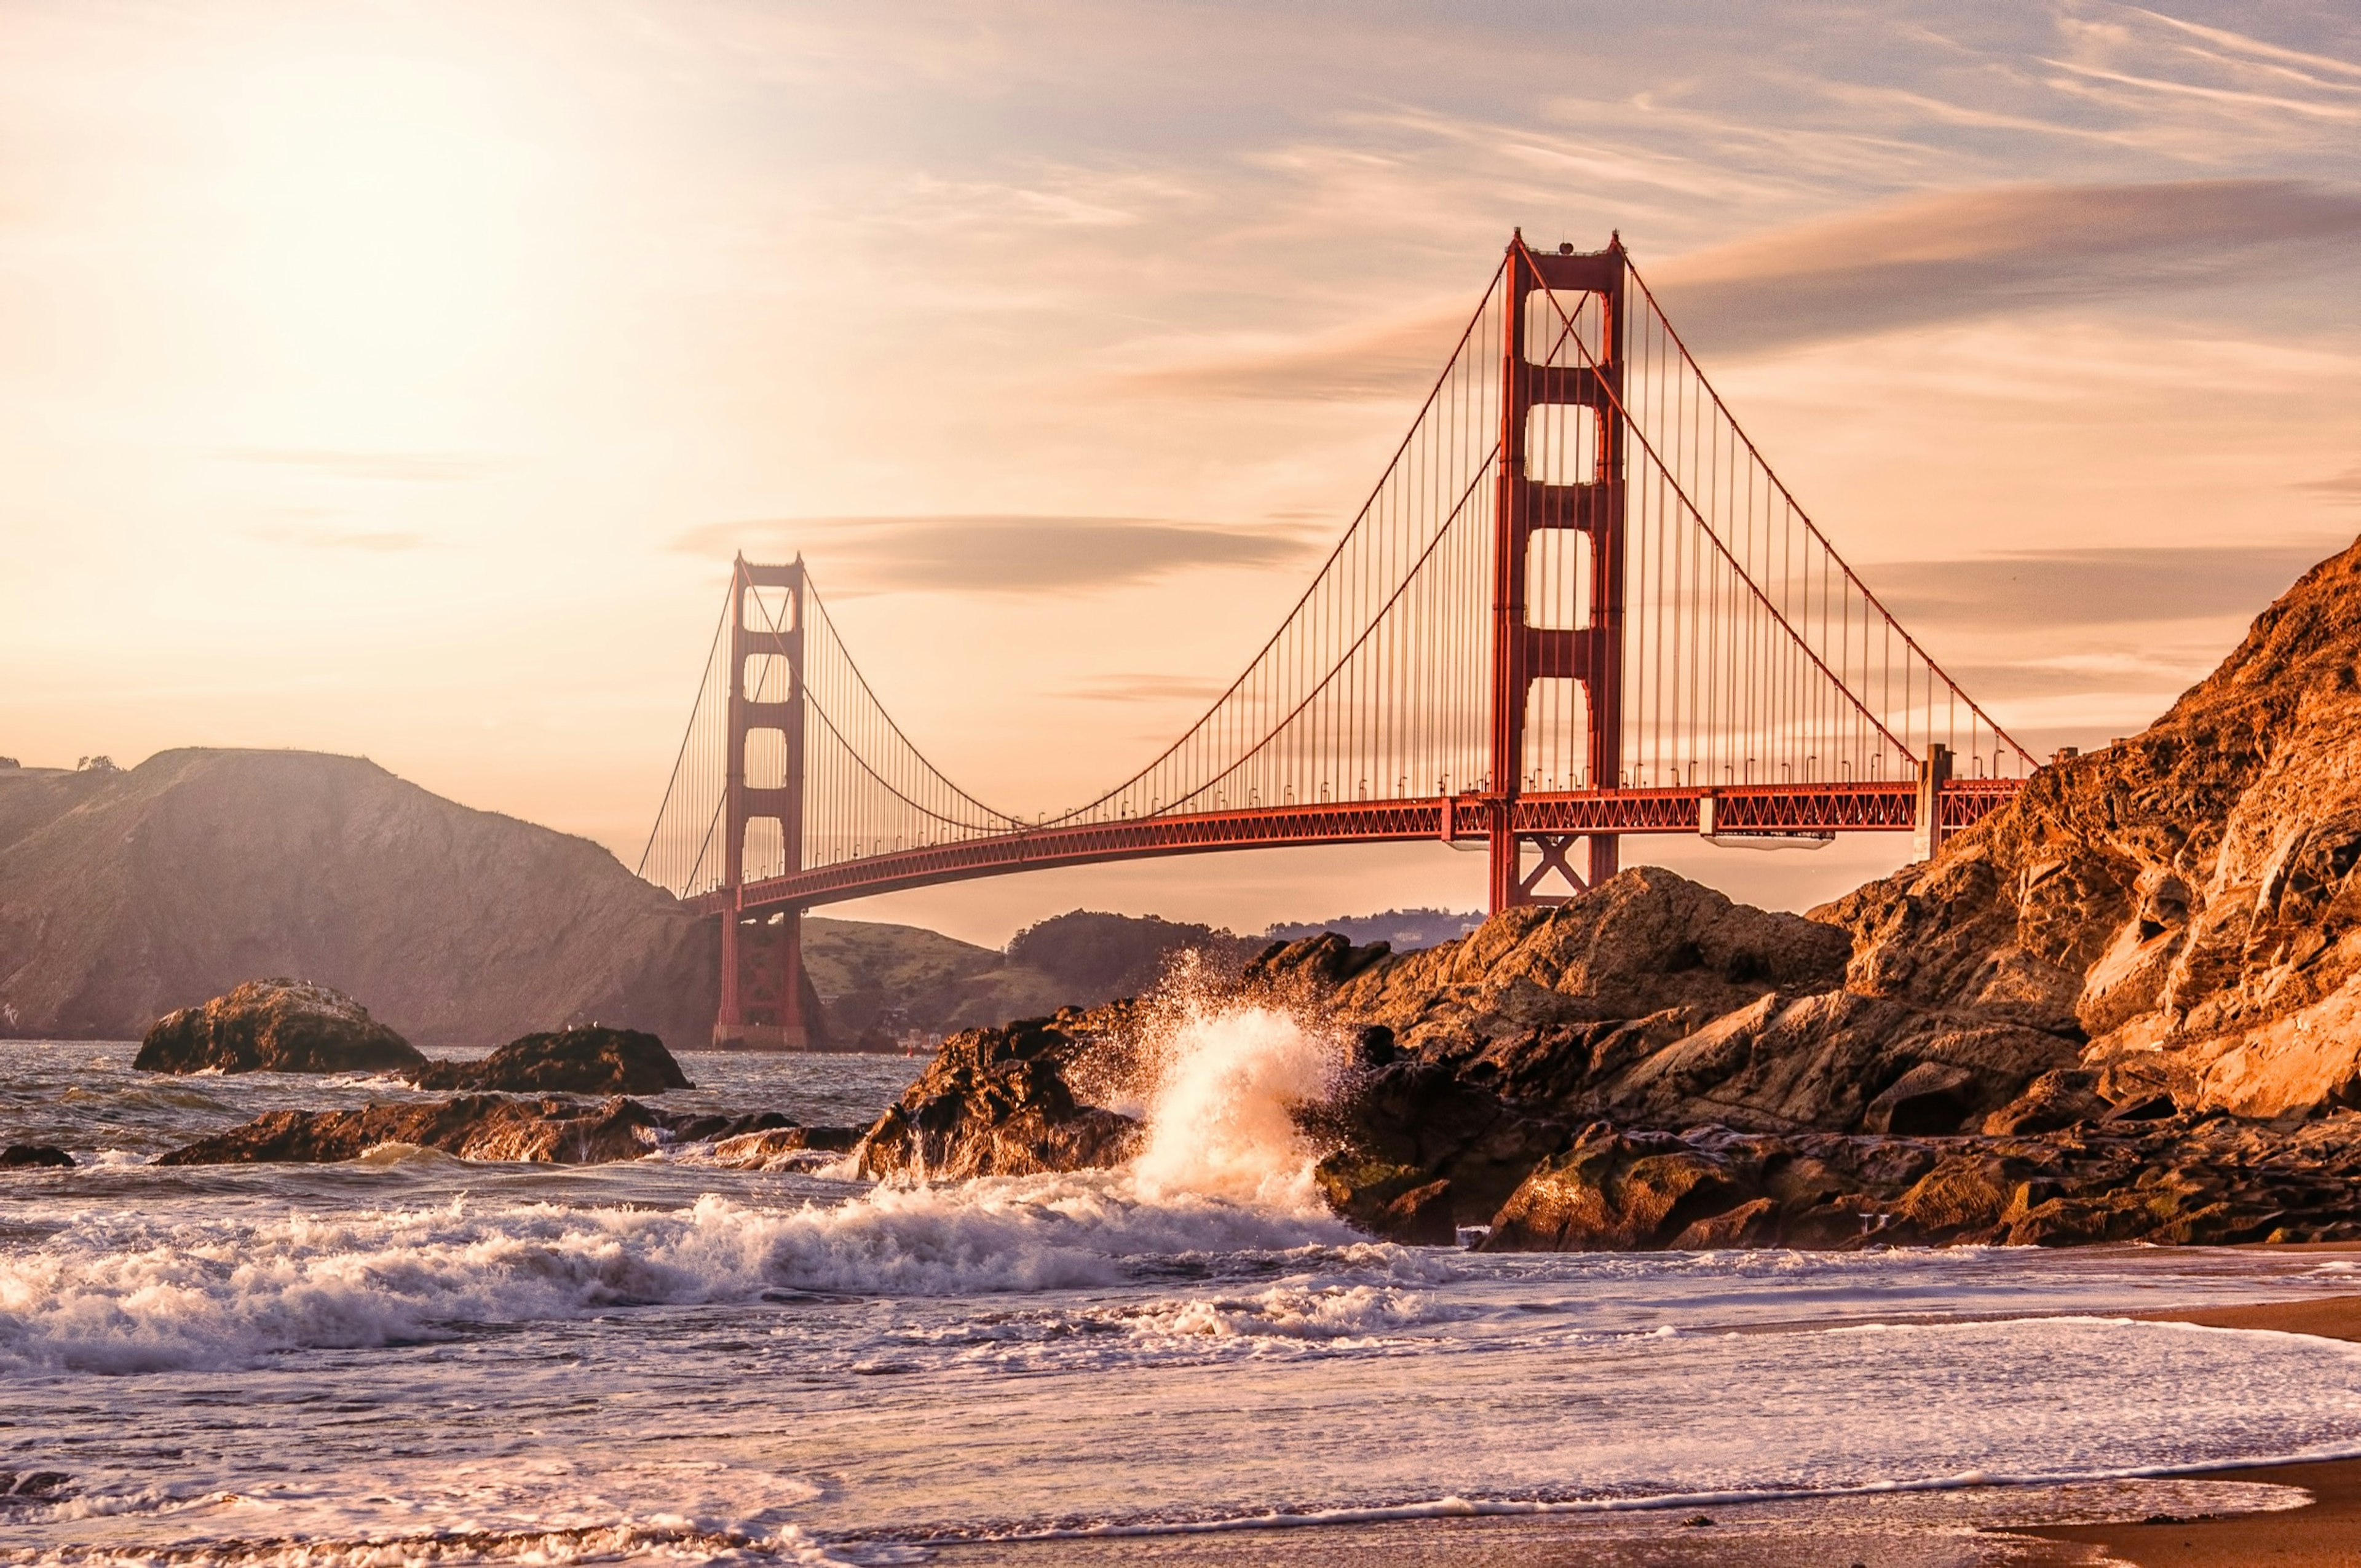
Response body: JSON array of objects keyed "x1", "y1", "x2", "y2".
[{"x1": 7, "y1": 1029, "x2": 2361, "y2": 1566}]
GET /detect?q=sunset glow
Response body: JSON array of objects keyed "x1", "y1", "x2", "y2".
[{"x1": 3, "y1": 1, "x2": 2357, "y2": 940}]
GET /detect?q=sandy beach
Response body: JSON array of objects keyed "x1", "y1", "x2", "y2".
[{"x1": 2029, "y1": 1289, "x2": 2361, "y2": 1567}]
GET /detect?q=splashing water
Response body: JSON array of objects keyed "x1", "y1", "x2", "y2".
[{"x1": 1128, "y1": 991, "x2": 1346, "y2": 1208}]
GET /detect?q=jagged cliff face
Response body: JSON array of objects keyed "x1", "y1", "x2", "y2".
[
  {"x1": 0, "y1": 749, "x2": 714, "y2": 1049},
  {"x1": 1821, "y1": 536, "x2": 2361, "y2": 1119},
  {"x1": 1311, "y1": 869, "x2": 2078, "y2": 1138}
]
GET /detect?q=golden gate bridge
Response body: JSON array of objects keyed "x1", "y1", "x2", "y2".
[{"x1": 639, "y1": 234, "x2": 2034, "y2": 1048}]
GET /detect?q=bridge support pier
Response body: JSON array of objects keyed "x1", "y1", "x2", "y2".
[
  {"x1": 1911, "y1": 743, "x2": 1955, "y2": 862},
  {"x1": 716, "y1": 905, "x2": 822, "y2": 1051}
]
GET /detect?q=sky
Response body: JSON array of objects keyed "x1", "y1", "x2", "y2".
[{"x1": 2, "y1": 0, "x2": 2357, "y2": 946}]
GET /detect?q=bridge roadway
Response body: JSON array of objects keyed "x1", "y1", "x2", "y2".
[{"x1": 689, "y1": 777, "x2": 2023, "y2": 916}]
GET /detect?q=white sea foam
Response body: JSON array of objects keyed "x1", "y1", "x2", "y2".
[{"x1": 0, "y1": 1171, "x2": 1368, "y2": 1372}]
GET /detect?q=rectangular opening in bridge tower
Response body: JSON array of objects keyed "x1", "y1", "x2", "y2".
[
  {"x1": 1525, "y1": 529, "x2": 1593, "y2": 631},
  {"x1": 742, "y1": 653, "x2": 793, "y2": 703},
  {"x1": 1488, "y1": 235, "x2": 1627, "y2": 913},
  {"x1": 743, "y1": 727, "x2": 788, "y2": 791},
  {"x1": 1521, "y1": 676, "x2": 1593, "y2": 793},
  {"x1": 1523, "y1": 403, "x2": 1603, "y2": 488}
]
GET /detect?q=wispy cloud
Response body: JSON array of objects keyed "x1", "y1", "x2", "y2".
[
  {"x1": 2300, "y1": 466, "x2": 2361, "y2": 505},
  {"x1": 221, "y1": 449, "x2": 510, "y2": 483},
  {"x1": 1106, "y1": 180, "x2": 2361, "y2": 398},
  {"x1": 673, "y1": 515, "x2": 1328, "y2": 595},
  {"x1": 1650, "y1": 179, "x2": 2361, "y2": 355},
  {"x1": 1116, "y1": 306, "x2": 1472, "y2": 403},
  {"x1": 1863, "y1": 540, "x2": 2344, "y2": 629}
]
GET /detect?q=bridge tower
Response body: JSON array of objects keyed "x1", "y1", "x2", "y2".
[
  {"x1": 716, "y1": 553, "x2": 823, "y2": 1050},
  {"x1": 1489, "y1": 232, "x2": 1626, "y2": 911}
]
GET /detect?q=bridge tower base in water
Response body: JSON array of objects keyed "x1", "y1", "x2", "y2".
[
  {"x1": 715, "y1": 555, "x2": 823, "y2": 1051},
  {"x1": 1488, "y1": 232, "x2": 1627, "y2": 913}
]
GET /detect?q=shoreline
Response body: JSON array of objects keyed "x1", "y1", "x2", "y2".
[{"x1": 2025, "y1": 1290, "x2": 2361, "y2": 1567}]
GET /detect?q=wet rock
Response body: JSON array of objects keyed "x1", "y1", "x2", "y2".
[
  {"x1": 0, "y1": 1144, "x2": 72, "y2": 1169},
  {"x1": 153, "y1": 1095, "x2": 819, "y2": 1166},
  {"x1": 409, "y1": 1026, "x2": 692, "y2": 1095},
  {"x1": 1303, "y1": 1060, "x2": 1572, "y2": 1237},
  {"x1": 850, "y1": 1015, "x2": 1141, "y2": 1180},
  {"x1": 0, "y1": 1471, "x2": 71, "y2": 1505},
  {"x1": 1482, "y1": 1123, "x2": 1752, "y2": 1251},
  {"x1": 135, "y1": 978, "x2": 425, "y2": 1076},
  {"x1": 1463, "y1": 1111, "x2": 2361, "y2": 1253}
]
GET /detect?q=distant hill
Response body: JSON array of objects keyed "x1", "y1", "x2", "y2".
[
  {"x1": 804, "y1": 909, "x2": 1262, "y2": 1050},
  {"x1": 0, "y1": 750, "x2": 714, "y2": 1049},
  {"x1": 1263, "y1": 907, "x2": 1483, "y2": 951},
  {"x1": 0, "y1": 750, "x2": 1481, "y2": 1051}
]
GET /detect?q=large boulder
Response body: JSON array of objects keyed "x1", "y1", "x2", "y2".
[
  {"x1": 134, "y1": 979, "x2": 425, "y2": 1075},
  {"x1": 849, "y1": 1012, "x2": 1141, "y2": 1180},
  {"x1": 409, "y1": 1026, "x2": 692, "y2": 1095},
  {"x1": 1329, "y1": 869, "x2": 1852, "y2": 1055},
  {"x1": 1, "y1": 1145, "x2": 73, "y2": 1170}
]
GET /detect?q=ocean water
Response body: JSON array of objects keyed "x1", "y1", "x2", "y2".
[{"x1": 7, "y1": 1010, "x2": 2361, "y2": 1567}]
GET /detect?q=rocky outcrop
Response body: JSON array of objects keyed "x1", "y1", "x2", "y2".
[
  {"x1": 409, "y1": 1026, "x2": 692, "y2": 1095},
  {"x1": 156, "y1": 1096, "x2": 816, "y2": 1165},
  {"x1": 0, "y1": 748, "x2": 716, "y2": 1048},
  {"x1": 1270, "y1": 868, "x2": 2075, "y2": 1138},
  {"x1": 135, "y1": 979, "x2": 425, "y2": 1075},
  {"x1": 850, "y1": 1011, "x2": 1142, "y2": 1180},
  {"x1": 1817, "y1": 535, "x2": 2361, "y2": 1120},
  {"x1": 1478, "y1": 1114, "x2": 2361, "y2": 1251},
  {"x1": 1, "y1": 1145, "x2": 73, "y2": 1169}
]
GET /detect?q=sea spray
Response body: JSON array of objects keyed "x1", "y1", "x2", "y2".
[{"x1": 1128, "y1": 989, "x2": 1348, "y2": 1208}]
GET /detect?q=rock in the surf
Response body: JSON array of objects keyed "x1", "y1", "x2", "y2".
[
  {"x1": 134, "y1": 978, "x2": 426, "y2": 1076},
  {"x1": 0, "y1": 1144, "x2": 73, "y2": 1169},
  {"x1": 850, "y1": 1013, "x2": 1141, "y2": 1180},
  {"x1": 154, "y1": 1095, "x2": 813, "y2": 1166},
  {"x1": 408, "y1": 1025, "x2": 692, "y2": 1095}
]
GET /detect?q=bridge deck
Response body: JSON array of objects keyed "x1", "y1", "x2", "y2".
[{"x1": 692, "y1": 778, "x2": 2022, "y2": 914}]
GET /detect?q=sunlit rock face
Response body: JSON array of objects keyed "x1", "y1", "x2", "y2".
[
  {"x1": 1311, "y1": 869, "x2": 2075, "y2": 1139},
  {"x1": 1822, "y1": 534, "x2": 2361, "y2": 1120}
]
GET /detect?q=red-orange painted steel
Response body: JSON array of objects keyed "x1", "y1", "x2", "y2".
[
  {"x1": 1489, "y1": 234, "x2": 1629, "y2": 909},
  {"x1": 689, "y1": 778, "x2": 2022, "y2": 916}
]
